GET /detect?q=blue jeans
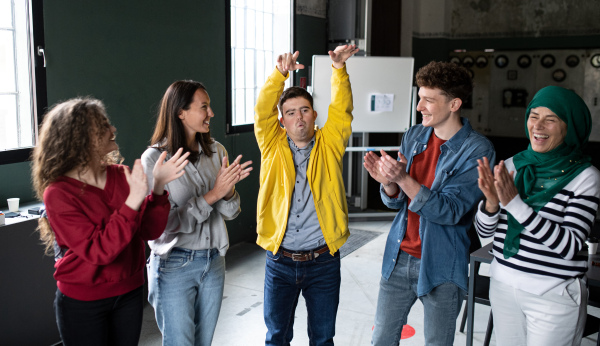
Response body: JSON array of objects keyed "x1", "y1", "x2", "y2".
[
  {"x1": 264, "y1": 249, "x2": 341, "y2": 346},
  {"x1": 372, "y1": 251, "x2": 465, "y2": 346},
  {"x1": 147, "y1": 248, "x2": 225, "y2": 346},
  {"x1": 54, "y1": 286, "x2": 143, "y2": 346}
]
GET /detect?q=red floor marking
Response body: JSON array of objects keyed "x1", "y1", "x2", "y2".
[
  {"x1": 371, "y1": 324, "x2": 416, "y2": 339},
  {"x1": 401, "y1": 324, "x2": 416, "y2": 339}
]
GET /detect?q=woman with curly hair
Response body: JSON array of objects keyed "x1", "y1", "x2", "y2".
[
  {"x1": 141, "y1": 80, "x2": 252, "y2": 346},
  {"x1": 32, "y1": 97, "x2": 189, "y2": 346}
]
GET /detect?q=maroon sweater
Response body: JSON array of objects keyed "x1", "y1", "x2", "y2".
[{"x1": 44, "y1": 164, "x2": 170, "y2": 301}]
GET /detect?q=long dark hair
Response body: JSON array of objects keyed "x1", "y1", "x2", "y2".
[{"x1": 150, "y1": 80, "x2": 214, "y2": 162}]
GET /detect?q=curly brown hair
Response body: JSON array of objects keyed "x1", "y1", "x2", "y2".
[
  {"x1": 31, "y1": 97, "x2": 123, "y2": 255},
  {"x1": 415, "y1": 61, "x2": 473, "y2": 107}
]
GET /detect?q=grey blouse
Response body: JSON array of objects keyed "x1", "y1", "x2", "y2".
[{"x1": 141, "y1": 141, "x2": 241, "y2": 259}]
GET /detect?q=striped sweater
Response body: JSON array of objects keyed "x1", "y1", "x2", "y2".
[{"x1": 476, "y1": 157, "x2": 600, "y2": 295}]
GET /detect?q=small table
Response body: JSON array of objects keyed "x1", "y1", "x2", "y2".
[
  {"x1": 466, "y1": 242, "x2": 600, "y2": 346},
  {"x1": 466, "y1": 243, "x2": 493, "y2": 346}
]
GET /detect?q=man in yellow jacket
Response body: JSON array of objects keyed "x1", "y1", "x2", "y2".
[{"x1": 254, "y1": 45, "x2": 358, "y2": 345}]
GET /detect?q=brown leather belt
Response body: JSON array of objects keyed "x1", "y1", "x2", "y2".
[{"x1": 278, "y1": 245, "x2": 329, "y2": 262}]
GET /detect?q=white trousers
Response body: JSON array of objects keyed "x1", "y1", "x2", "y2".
[{"x1": 489, "y1": 277, "x2": 587, "y2": 346}]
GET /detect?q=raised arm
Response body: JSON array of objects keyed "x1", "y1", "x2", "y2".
[
  {"x1": 276, "y1": 51, "x2": 305, "y2": 76},
  {"x1": 321, "y1": 45, "x2": 359, "y2": 159},
  {"x1": 328, "y1": 44, "x2": 359, "y2": 69},
  {"x1": 254, "y1": 52, "x2": 304, "y2": 153}
]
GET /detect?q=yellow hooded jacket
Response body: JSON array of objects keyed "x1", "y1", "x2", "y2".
[{"x1": 254, "y1": 65, "x2": 353, "y2": 255}]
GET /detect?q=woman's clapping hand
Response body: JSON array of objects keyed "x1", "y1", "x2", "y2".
[
  {"x1": 152, "y1": 148, "x2": 190, "y2": 195},
  {"x1": 205, "y1": 155, "x2": 252, "y2": 205}
]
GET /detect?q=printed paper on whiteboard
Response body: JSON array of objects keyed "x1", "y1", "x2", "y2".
[{"x1": 369, "y1": 93, "x2": 394, "y2": 112}]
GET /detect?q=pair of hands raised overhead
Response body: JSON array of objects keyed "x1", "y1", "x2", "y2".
[{"x1": 276, "y1": 44, "x2": 360, "y2": 76}]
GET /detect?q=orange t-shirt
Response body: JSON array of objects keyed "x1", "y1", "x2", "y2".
[{"x1": 400, "y1": 134, "x2": 445, "y2": 259}]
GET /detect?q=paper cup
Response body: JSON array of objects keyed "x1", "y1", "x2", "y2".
[
  {"x1": 587, "y1": 242, "x2": 598, "y2": 255},
  {"x1": 7, "y1": 198, "x2": 19, "y2": 212}
]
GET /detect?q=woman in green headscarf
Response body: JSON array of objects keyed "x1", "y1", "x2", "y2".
[{"x1": 475, "y1": 86, "x2": 600, "y2": 346}]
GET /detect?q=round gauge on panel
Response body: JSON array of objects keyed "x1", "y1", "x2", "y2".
[
  {"x1": 475, "y1": 55, "x2": 488, "y2": 68},
  {"x1": 541, "y1": 54, "x2": 555, "y2": 68},
  {"x1": 462, "y1": 56, "x2": 474, "y2": 68},
  {"x1": 495, "y1": 55, "x2": 509, "y2": 68},
  {"x1": 552, "y1": 69, "x2": 566, "y2": 82},
  {"x1": 517, "y1": 54, "x2": 531, "y2": 68},
  {"x1": 565, "y1": 55, "x2": 579, "y2": 68},
  {"x1": 450, "y1": 56, "x2": 461, "y2": 65},
  {"x1": 591, "y1": 54, "x2": 600, "y2": 68}
]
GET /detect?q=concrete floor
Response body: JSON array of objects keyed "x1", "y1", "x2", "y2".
[{"x1": 139, "y1": 220, "x2": 600, "y2": 345}]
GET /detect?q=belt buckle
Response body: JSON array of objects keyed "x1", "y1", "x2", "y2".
[{"x1": 292, "y1": 253, "x2": 305, "y2": 261}]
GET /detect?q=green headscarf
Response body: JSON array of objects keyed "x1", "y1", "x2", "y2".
[{"x1": 504, "y1": 86, "x2": 592, "y2": 259}]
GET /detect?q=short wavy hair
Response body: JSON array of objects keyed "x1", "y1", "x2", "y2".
[
  {"x1": 31, "y1": 97, "x2": 122, "y2": 255},
  {"x1": 278, "y1": 86, "x2": 314, "y2": 113},
  {"x1": 415, "y1": 61, "x2": 473, "y2": 107}
]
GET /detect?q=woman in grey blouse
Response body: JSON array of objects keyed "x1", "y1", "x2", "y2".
[{"x1": 141, "y1": 80, "x2": 252, "y2": 346}]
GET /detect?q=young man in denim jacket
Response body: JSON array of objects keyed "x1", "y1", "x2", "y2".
[{"x1": 365, "y1": 61, "x2": 496, "y2": 345}]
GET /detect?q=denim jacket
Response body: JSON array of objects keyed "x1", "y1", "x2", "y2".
[{"x1": 380, "y1": 118, "x2": 495, "y2": 296}]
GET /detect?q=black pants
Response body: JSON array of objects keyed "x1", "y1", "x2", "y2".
[{"x1": 54, "y1": 286, "x2": 143, "y2": 346}]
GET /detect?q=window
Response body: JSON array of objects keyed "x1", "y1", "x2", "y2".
[
  {"x1": 0, "y1": 0, "x2": 46, "y2": 164},
  {"x1": 226, "y1": 0, "x2": 293, "y2": 134}
]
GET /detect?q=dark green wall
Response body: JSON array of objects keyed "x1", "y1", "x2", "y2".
[
  {"x1": 0, "y1": 3, "x2": 328, "y2": 245},
  {"x1": 39, "y1": 0, "x2": 258, "y2": 245},
  {"x1": 0, "y1": 162, "x2": 35, "y2": 206},
  {"x1": 42, "y1": 1, "x2": 232, "y2": 164}
]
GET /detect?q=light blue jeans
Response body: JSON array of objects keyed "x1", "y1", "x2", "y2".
[
  {"x1": 147, "y1": 248, "x2": 225, "y2": 346},
  {"x1": 371, "y1": 250, "x2": 465, "y2": 346}
]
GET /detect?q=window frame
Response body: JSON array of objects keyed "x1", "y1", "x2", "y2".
[
  {"x1": 0, "y1": 0, "x2": 47, "y2": 165},
  {"x1": 225, "y1": 0, "x2": 294, "y2": 135}
]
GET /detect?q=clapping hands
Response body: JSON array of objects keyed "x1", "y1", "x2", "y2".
[
  {"x1": 205, "y1": 155, "x2": 253, "y2": 205},
  {"x1": 124, "y1": 159, "x2": 150, "y2": 211},
  {"x1": 477, "y1": 157, "x2": 518, "y2": 213},
  {"x1": 364, "y1": 150, "x2": 408, "y2": 186},
  {"x1": 153, "y1": 148, "x2": 190, "y2": 195},
  {"x1": 124, "y1": 148, "x2": 190, "y2": 211}
]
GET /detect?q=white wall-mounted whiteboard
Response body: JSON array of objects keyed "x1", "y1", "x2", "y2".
[{"x1": 311, "y1": 55, "x2": 414, "y2": 133}]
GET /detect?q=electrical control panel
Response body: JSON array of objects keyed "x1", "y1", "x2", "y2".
[{"x1": 449, "y1": 49, "x2": 600, "y2": 142}]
